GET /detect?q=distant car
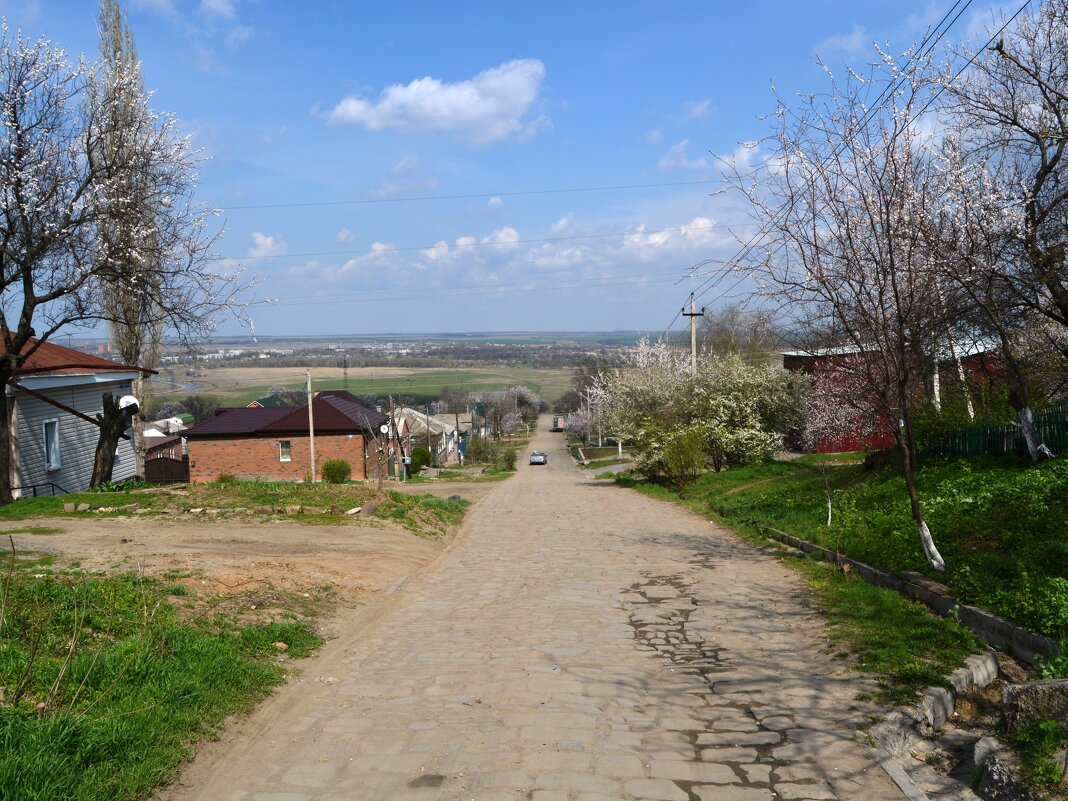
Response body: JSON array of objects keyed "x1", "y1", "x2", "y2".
[{"x1": 529, "y1": 451, "x2": 547, "y2": 465}]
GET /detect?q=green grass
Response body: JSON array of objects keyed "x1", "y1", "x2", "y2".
[
  {"x1": 0, "y1": 526, "x2": 64, "y2": 536},
  {"x1": 0, "y1": 565, "x2": 324, "y2": 801},
  {"x1": 210, "y1": 367, "x2": 575, "y2": 406},
  {"x1": 373, "y1": 492, "x2": 470, "y2": 538},
  {"x1": 582, "y1": 457, "x2": 631, "y2": 470},
  {"x1": 0, "y1": 481, "x2": 470, "y2": 538},
  {"x1": 795, "y1": 558, "x2": 982, "y2": 704}
]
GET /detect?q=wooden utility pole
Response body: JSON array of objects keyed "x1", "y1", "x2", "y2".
[
  {"x1": 682, "y1": 293, "x2": 705, "y2": 375},
  {"x1": 306, "y1": 371, "x2": 316, "y2": 481}
]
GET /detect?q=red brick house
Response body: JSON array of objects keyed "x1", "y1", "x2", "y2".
[{"x1": 183, "y1": 391, "x2": 390, "y2": 483}]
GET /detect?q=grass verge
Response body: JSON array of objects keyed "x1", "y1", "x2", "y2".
[{"x1": 0, "y1": 548, "x2": 324, "y2": 800}]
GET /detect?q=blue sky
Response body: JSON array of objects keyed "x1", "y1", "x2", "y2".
[{"x1": 3, "y1": 1, "x2": 1019, "y2": 338}]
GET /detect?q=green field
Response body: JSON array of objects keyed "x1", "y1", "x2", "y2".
[{"x1": 196, "y1": 366, "x2": 575, "y2": 406}]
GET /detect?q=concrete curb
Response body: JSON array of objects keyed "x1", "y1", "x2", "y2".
[{"x1": 762, "y1": 526, "x2": 1057, "y2": 665}]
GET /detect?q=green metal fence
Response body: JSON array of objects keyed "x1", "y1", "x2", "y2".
[{"x1": 923, "y1": 406, "x2": 1068, "y2": 459}]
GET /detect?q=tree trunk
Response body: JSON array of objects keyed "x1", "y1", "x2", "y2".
[
  {"x1": 90, "y1": 393, "x2": 130, "y2": 488},
  {"x1": 133, "y1": 375, "x2": 146, "y2": 477},
  {"x1": 0, "y1": 378, "x2": 14, "y2": 504},
  {"x1": 899, "y1": 395, "x2": 946, "y2": 571},
  {"x1": 1016, "y1": 404, "x2": 1054, "y2": 461}
]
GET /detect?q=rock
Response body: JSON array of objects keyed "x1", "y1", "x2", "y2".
[
  {"x1": 76, "y1": 503, "x2": 90, "y2": 512},
  {"x1": 902, "y1": 570, "x2": 952, "y2": 596},
  {"x1": 164, "y1": 506, "x2": 179, "y2": 515},
  {"x1": 134, "y1": 508, "x2": 151, "y2": 514},
  {"x1": 63, "y1": 502, "x2": 76, "y2": 513},
  {"x1": 345, "y1": 506, "x2": 362, "y2": 515},
  {"x1": 329, "y1": 504, "x2": 344, "y2": 515},
  {"x1": 448, "y1": 494, "x2": 462, "y2": 503},
  {"x1": 284, "y1": 505, "x2": 302, "y2": 515},
  {"x1": 254, "y1": 506, "x2": 273, "y2": 515},
  {"x1": 361, "y1": 503, "x2": 378, "y2": 516},
  {"x1": 188, "y1": 507, "x2": 204, "y2": 515},
  {"x1": 1003, "y1": 679, "x2": 1068, "y2": 730},
  {"x1": 274, "y1": 641, "x2": 288, "y2": 652},
  {"x1": 95, "y1": 506, "x2": 115, "y2": 513},
  {"x1": 974, "y1": 736, "x2": 1000, "y2": 768},
  {"x1": 977, "y1": 751, "x2": 1041, "y2": 801},
  {"x1": 303, "y1": 507, "x2": 323, "y2": 516},
  {"x1": 318, "y1": 676, "x2": 338, "y2": 685}
]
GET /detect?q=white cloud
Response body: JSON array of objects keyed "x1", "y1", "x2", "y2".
[
  {"x1": 657, "y1": 140, "x2": 709, "y2": 171},
  {"x1": 684, "y1": 99, "x2": 712, "y2": 120},
  {"x1": 327, "y1": 58, "x2": 547, "y2": 146},
  {"x1": 812, "y1": 25, "x2": 869, "y2": 60},
  {"x1": 226, "y1": 25, "x2": 253, "y2": 49},
  {"x1": 480, "y1": 227, "x2": 520, "y2": 251},
  {"x1": 549, "y1": 213, "x2": 574, "y2": 234},
  {"x1": 391, "y1": 155, "x2": 419, "y2": 175},
  {"x1": 336, "y1": 227, "x2": 356, "y2": 243},
  {"x1": 247, "y1": 232, "x2": 287, "y2": 259},
  {"x1": 646, "y1": 128, "x2": 663, "y2": 144},
  {"x1": 200, "y1": 0, "x2": 236, "y2": 18},
  {"x1": 487, "y1": 196, "x2": 504, "y2": 213},
  {"x1": 421, "y1": 241, "x2": 449, "y2": 261}
]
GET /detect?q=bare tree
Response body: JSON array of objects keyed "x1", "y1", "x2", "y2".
[
  {"x1": 0, "y1": 29, "x2": 244, "y2": 500},
  {"x1": 731, "y1": 53, "x2": 949, "y2": 569},
  {"x1": 934, "y1": 1, "x2": 1068, "y2": 457},
  {"x1": 699, "y1": 304, "x2": 780, "y2": 361}
]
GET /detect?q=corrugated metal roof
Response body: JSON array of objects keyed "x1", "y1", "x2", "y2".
[
  {"x1": 185, "y1": 392, "x2": 388, "y2": 438},
  {"x1": 183, "y1": 407, "x2": 292, "y2": 437},
  {"x1": 13, "y1": 338, "x2": 142, "y2": 376}
]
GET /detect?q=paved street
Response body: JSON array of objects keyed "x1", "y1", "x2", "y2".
[{"x1": 172, "y1": 417, "x2": 906, "y2": 801}]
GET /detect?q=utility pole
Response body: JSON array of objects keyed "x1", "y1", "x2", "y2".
[
  {"x1": 682, "y1": 293, "x2": 705, "y2": 375},
  {"x1": 342, "y1": 352, "x2": 349, "y2": 394},
  {"x1": 306, "y1": 371, "x2": 317, "y2": 482},
  {"x1": 425, "y1": 404, "x2": 433, "y2": 464}
]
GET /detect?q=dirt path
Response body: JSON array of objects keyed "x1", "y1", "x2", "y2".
[
  {"x1": 2, "y1": 516, "x2": 445, "y2": 602},
  {"x1": 157, "y1": 416, "x2": 906, "y2": 801}
]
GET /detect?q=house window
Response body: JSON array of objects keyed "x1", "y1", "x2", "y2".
[
  {"x1": 278, "y1": 440, "x2": 292, "y2": 462},
  {"x1": 43, "y1": 419, "x2": 61, "y2": 471}
]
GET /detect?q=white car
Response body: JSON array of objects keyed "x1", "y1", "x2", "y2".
[{"x1": 529, "y1": 451, "x2": 547, "y2": 465}]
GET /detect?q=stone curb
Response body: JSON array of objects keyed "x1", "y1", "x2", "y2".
[{"x1": 763, "y1": 526, "x2": 1057, "y2": 665}]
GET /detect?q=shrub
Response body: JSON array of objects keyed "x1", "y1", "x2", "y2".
[
  {"x1": 320, "y1": 459, "x2": 351, "y2": 484},
  {"x1": 214, "y1": 473, "x2": 238, "y2": 487},
  {"x1": 410, "y1": 446, "x2": 433, "y2": 474},
  {"x1": 498, "y1": 445, "x2": 517, "y2": 471}
]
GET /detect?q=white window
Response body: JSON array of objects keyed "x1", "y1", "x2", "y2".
[
  {"x1": 278, "y1": 440, "x2": 292, "y2": 462},
  {"x1": 43, "y1": 419, "x2": 60, "y2": 471}
]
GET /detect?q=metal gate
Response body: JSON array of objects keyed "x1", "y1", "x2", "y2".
[{"x1": 145, "y1": 456, "x2": 189, "y2": 484}]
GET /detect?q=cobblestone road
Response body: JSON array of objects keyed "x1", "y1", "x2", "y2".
[{"x1": 174, "y1": 418, "x2": 906, "y2": 801}]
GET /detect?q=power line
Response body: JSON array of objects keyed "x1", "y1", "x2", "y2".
[
  {"x1": 219, "y1": 179, "x2": 723, "y2": 212},
  {"x1": 669, "y1": 0, "x2": 1029, "y2": 328}
]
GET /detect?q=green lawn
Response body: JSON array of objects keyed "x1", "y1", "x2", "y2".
[{"x1": 0, "y1": 556, "x2": 324, "y2": 800}]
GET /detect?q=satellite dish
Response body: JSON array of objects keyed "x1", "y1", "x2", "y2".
[
  {"x1": 118, "y1": 395, "x2": 140, "y2": 414},
  {"x1": 379, "y1": 424, "x2": 389, "y2": 434}
]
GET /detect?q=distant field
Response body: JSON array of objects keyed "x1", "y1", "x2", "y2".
[{"x1": 175, "y1": 366, "x2": 574, "y2": 405}]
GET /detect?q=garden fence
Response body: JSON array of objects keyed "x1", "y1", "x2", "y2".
[{"x1": 923, "y1": 405, "x2": 1068, "y2": 459}]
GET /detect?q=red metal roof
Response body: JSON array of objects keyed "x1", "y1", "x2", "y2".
[
  {"x1": 13, "y1": 338, "x2": 142, "y2": 376},
  {"x1": 184, "y1": 393, "x2": 387, "y2": 438}
]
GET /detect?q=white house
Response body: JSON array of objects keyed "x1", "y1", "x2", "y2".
[{"x1": 7, "y1": 340, "x2": 144, "y2": 497}]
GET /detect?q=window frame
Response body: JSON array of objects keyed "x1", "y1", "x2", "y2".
[
  {"x1": 43, "y1": 419, "x2": 61, "y2": 471},
  {"x1": 278, "y1": 440, "x2": 292, "y2": 462}
]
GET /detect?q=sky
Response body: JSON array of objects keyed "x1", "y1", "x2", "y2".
[{"x1": 1, "y1": 0, "x2": 1023, "y2": 338}]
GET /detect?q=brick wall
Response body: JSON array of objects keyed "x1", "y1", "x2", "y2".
[{"x1": 188, "y1": 433, "x2": 383, "y2": 482}]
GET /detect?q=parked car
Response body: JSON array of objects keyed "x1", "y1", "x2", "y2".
[{"x1": 529, "y1": 451, "x2": 547, "y2": 465}]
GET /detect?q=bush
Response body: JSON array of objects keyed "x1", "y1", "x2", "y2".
[
  {"x1": 498, "y1": 445, "x2": 517, "y2": 471},
  {"x1": 410, "y1": 446, "x2": 432, "y2": 474},
  {"x1": 214, "y1": 473, "x2": 238, "y2": 487},
  {"x1": 320, "y1": 459, "x2": 351, "y2": 484}
]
